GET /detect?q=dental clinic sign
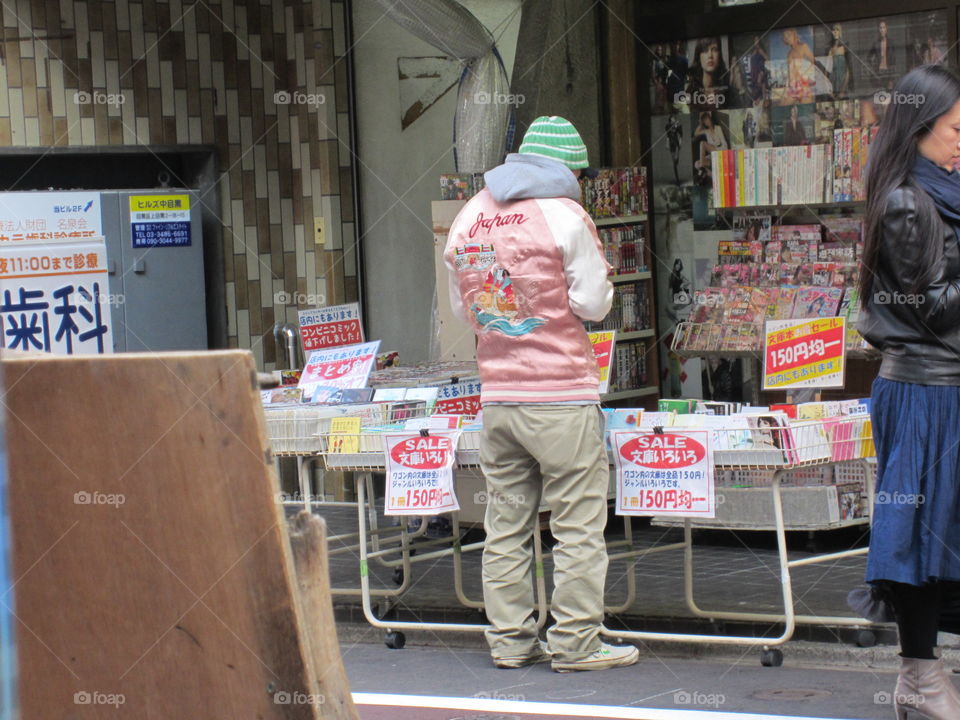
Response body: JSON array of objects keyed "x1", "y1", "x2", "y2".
[{"x1": 0, "y1": 192, "x2": 112, "y2": 355}]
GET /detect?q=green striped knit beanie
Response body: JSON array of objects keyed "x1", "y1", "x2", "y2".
[{"x1": 518, "y1": 116, "x2": 589, "y2": 170}]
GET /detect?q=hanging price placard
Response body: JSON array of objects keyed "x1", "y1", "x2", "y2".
[
  {"x1": 612, "y1": 429, "x2": 715, "y2": 517},
  {"x1": 763, "y1": 317, "x2": 845, "y2": 390},
  {"x1": 383, "y1": 430, "x2": 461, "y2": 515}
]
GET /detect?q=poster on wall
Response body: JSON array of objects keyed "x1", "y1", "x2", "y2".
[
  {"x1": 767, "y1": 26, "x2": 820, "y2": 106},
  {"x1": 0, "y1": 239, "x2": 113, "y2": 355},
  {"x1": 681, "y1": 36, "x2": 731, "y2": 111}
]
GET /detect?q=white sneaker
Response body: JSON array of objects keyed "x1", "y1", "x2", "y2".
[{"x1": 551, "y1": 643, "x2": 639, "y2": 672}]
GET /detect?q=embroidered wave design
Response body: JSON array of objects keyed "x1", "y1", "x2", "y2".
[{"x1": 472, "y1": 306, "x2": 546, "y2": 336}]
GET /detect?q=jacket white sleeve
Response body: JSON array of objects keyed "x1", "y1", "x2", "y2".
[{"x1": 538, "y1": 198, "x2": 613, "y2": 322}]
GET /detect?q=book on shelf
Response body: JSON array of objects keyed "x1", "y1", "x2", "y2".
[
  {"x1": 585, "y1": 281, "x2": 651, "y2": 333},
  {"x1": 674, "y1": 283, "x2": 857, "y2": 352},
  {"x1": 712, "y1": 145, "x2": 833, "y2": 208},
  {"x1": 600, "y1": 224, "x2": 648, "y2": 274},
  {"x1": 609, "y1": 339, "x2": 648, "y2": 392},
  {"x1": 831, "y1": 126, "x2": 879, "y2": 202},
  {"x1": 581, "y1": 167, "x2": 648, "y2": 218},
  {"x1": 440, "y1": 173, "x2": 486, "y2": 200}
]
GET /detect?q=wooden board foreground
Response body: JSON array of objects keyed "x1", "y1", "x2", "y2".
[{"x1": 5, "y1": 350, "x2": 357, "y2": 719}]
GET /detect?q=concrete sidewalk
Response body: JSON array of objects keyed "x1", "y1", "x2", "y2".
[
  {"x1": 339, "y1": 630, "x2": 908, "y2": 719},
  {"x1": 318, "y1": 501, "x2": 887, "y2": 646}
]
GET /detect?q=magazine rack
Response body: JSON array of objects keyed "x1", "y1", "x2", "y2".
[
  {"x1": 315, "y1": 428, "x2": 549, "y2": 648},
  {"x1": 602, "y1": 415, "x2": 877, "y2": 665},
  {"x1": 305, "y1": 416, "x2": 878, "y2": 660}
]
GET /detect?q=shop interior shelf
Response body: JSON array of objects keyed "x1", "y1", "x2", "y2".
[
  {"x1": 618, "y1": 328, "x2": 655, "y2": 341},
  {"x1": 601, "y1": 385, "x2": 658, "y2": 402},
  {"x1": 594, "y1": 214, "x2": 647, "y2": 226},
  {"x1": 611, "y1": 271, "x2": 651, "y2": 282},
  {"x1": 713, "y1": 200, "x2": 866, "y2": 213}
]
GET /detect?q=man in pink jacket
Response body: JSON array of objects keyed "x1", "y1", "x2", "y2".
[{"x1": 444, "y1": 116, "x2": 639, "y2": 672}]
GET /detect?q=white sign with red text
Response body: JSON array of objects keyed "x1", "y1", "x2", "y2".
[
  {"x1": 298, "y1": 303, "x2": 364, "y2": 352},
  {"x1": 612, "y1": 429, "x2": 715, "y2": 517},
  {"x1": 383, "y1": 430, "x2": 462, "y2": 516},
  {"x1": 298, "y1": 340, "x2": 380, "y2": 401}
]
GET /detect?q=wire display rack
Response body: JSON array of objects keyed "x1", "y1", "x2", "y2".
[
  {"x1": 269, "y1": 407, "x2": 880, "y2": 661},
  {"x1": 314, "y1": 427, "x2": 547, "y2": 647},
  {"x1": 602, "y1": 415, "x2": 877, "y2": 665}
]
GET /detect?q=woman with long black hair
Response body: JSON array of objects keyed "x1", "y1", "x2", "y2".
[{"x1": 858, "y1": 64, "x2": 960, "y2": 719}]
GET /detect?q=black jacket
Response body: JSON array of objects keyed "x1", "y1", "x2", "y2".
[{"x1": 858, "y1": 185, "x2": 960, "y2": 385}]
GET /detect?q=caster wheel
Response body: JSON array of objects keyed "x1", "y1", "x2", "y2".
[
  {"x1": 385, "y1": 631, "x2": 406, "y2": 649},
  {"x1": 856, "y1": 630, "x2": 877, "y2": 648},
  {"x1": 761, "y1": 648, "x2": 783, "y2": 667},
  {"x1": 392, "y1": 567, "x2": 404, "y2": 585}
]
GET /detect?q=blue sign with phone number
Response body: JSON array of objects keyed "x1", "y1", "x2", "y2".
[{"x1": 132, "y1": 222, "x2": 192, "y2": 248}]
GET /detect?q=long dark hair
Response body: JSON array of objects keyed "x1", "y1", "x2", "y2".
[
  {"x1": 686, "y1": 37, "x2": 728, "y2": 93},
  {"x1": 860, "y1": 65, "x2": 960, "y2": 301}
]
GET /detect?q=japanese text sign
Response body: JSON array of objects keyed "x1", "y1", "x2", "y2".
[
  {"x1": 0, "y1": 240, "x2": 113, "y2": 355},
  {"x1": 297, "y1": 303, "x2": 364, "y2": 352},
  {"x1": 434, "y1": 379, "x2": 481, "y2": 416},
  {"x1": 383, "y1": 430, "x2": 462, "y2": 515},
  {"x1": 613, "y1": 429, "x2": 715, "y2": 517},
  {"x1": 0, "y1": 191, "x2": 102, "y2": 245},
  {"x1": 588, "y1": 330, "x2": 616, "y2": 394},
  {"x1": 299, "y1": 340, "x2": 380, "y2": 400},
  {"x1": 763, "y1": 318, "x2": 845, "y2": 390},
  {"x1": 129, "y1": 194, "x2": 192, "y2": 248}
]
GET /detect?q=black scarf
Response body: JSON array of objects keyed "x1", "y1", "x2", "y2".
[{"x1": 912, "y1": 155, "x2": 960, "y2": 238}]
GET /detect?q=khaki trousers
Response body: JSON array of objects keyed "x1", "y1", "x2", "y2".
[{"x1": 479, "y1": 404, "x2": 609, "y2": 662}]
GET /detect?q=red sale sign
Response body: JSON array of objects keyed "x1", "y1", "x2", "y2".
[
  {"x1": 612, "y1": 429, "x2": 715, "y2": 517},
  {"x1": 618, "y1": 434, "x2": 707, "y2": 469},
  {"x1": 383, "y1": 430, "x2": 461, "y2": 515}
]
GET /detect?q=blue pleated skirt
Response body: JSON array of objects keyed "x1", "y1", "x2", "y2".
[{"x1": 866, "y1": 377, "x2": 960, "y2": 585}]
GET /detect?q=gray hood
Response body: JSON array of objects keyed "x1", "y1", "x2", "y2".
[{"x1": 483, "y1": 153, "x2": 582, "y2": 203}]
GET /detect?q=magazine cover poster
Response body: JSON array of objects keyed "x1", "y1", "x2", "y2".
[
  {"x1": 651, "y1": 111, "x2": 694, "y2": 188},
  {"x1": 649, "y1": 42, "x2": 674, "y2": 115},
  {"x1": 725, "y1": 104, "x2": 772, "y2": 149},
  {"x1": 847, "y1": 15, "x2": 907, "y2": 96},
  {"x1": 729, "y1": 33, "x2": 771, "y2": 107},
  {"x1": 691, "y1": 109, "x2": 729, "y2": 187},
  {"x1": 814, "y1": 100, "x2": 860, "y2": 143},
  {"x1": 813, "y1": 22, "x2": 855, "y2": 100},
  {"x1": 768, "y1": 26, "x2": 818, "y2": 106},
  {"x1": 733, "y1": 214, "x2": 772, "y2": 243},
  {"x1": 681, "y1": 36, "x2": 731, "y2": 110},
  {"x1": 654, "y1": 40, "x2": 690, "y2": 113},
  {"x1": 771, "y1": 102, "x2": 815, "y2": 146},
  {"x1": 904, "y1": 10, "x2": 948, "y2": 69}
]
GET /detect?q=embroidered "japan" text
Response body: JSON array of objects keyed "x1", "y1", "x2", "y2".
[{"x1": 468, "y1": 212, "x2": 527, "y2": 238}]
